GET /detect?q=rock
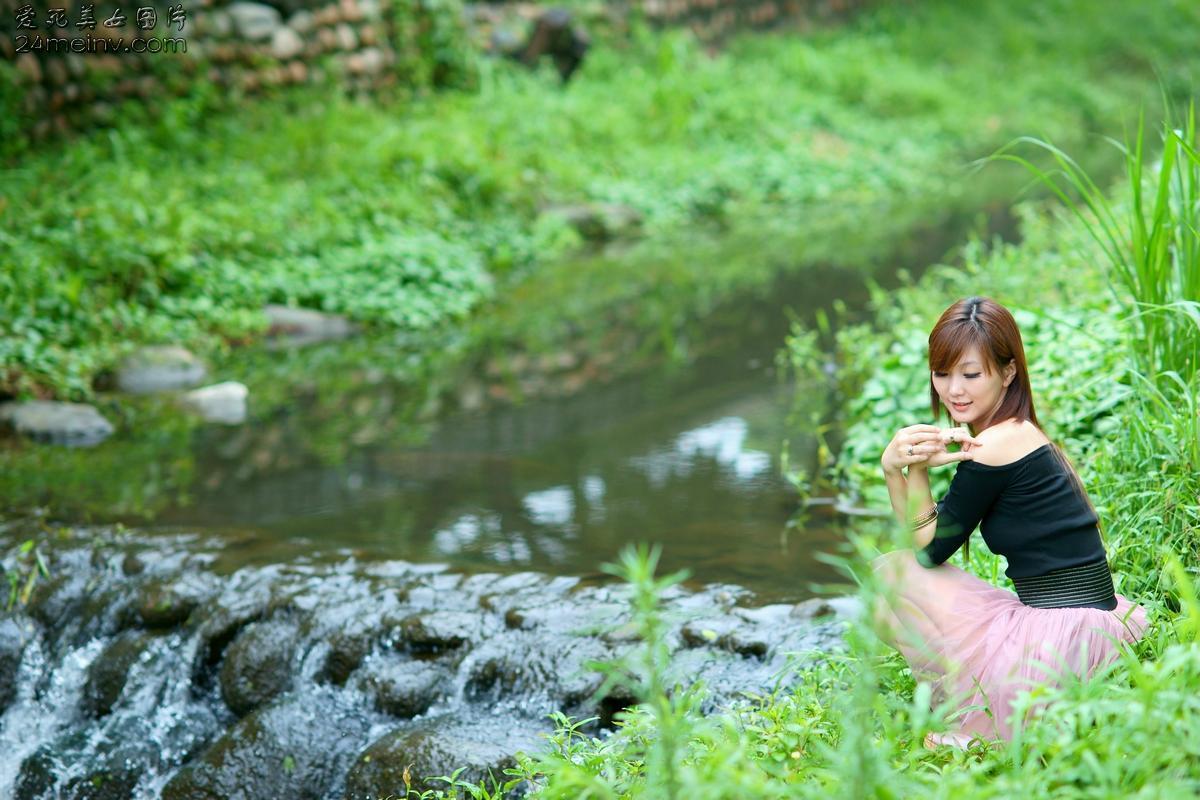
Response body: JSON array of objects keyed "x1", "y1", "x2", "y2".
[
  {"x1": 789, "y1": 596, "x2": 861, "y2": 622},
  {"x1": 359, "y1": 47, "x2": 385, "y2": 75},
  {"x1": 219, "y1": 618, "x2": 298, "y2": 717},
  {"x1": 345, "y1": 714, "x2": 545, "y2": 795},
  {"x1": 335, "y1": 23, "x2": 357, "y2": 50},
  {"x1": 356, "y1": 657, "x2": 446, "y2": 718},
  {"x1": 226, "y1": 1, "x2": 282, "y2": 41},
  {"x1": 162, "y1": 690, "x2": 372, "y2": 800},
  {"x1": 789, "y1": 597, "x2": 837, "y2": 621},
  {"x1": 205, "y1": 9, "x2": 233, "y2": 36},
  {"x1": 136, "y1": 576, "x2": 213, "y2": 628},
  {"x1": 83, "y1": 631, "x2": 155, "y2": 717},
  {"x1": 543, "y1": 202, "x2": 642, "y2": 242},
  {"x1": 734, "y1": 603, "x2": 794, "y2": 626},
  {"x1": 180, "y1": 381, "x2": 248, "y2": 425},
  {"x1": 0, "y1": 400, "x2": 114, "y2": 446},
  {"x1": 288, "y1": 10, "x2": 314, "y2": 33},
  {"x1": 319, "y1": 631, "x2": 373, "y2": 686},
  {"x1": 270, "y1": 26, "x2": 304, "y2": 59},
  {"x1": 679, "y1": 617, "x2": 741, "y2": 648},
  {"x1": 15, "y1": 727, "x2": 156, "y2": 800},
  {"x1": 116, "y1": 345, "x2": 206, "y2": 394},
  {"x1": 722, "y1": 629, "x2": 769, "y2": 659},
  {"x1": 464, "y1": 633, "x2": 608, "y2": 708},
  {"x1": 0, "y1": 616, "x2": 34, "y2": 712},
  {"x1": 264, "y1": 304, "x2": 356, "y2": 346},
  {"x1": 518, "y1": 8, "x2": 590, "y2": 81},
  {"x1": 397, "y1": 611, "x2": 482, "y2": 653}
]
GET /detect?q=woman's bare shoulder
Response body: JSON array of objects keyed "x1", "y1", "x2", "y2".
[{"x1": 971, "y1": 419, "x2": 1051, "y2": 466}]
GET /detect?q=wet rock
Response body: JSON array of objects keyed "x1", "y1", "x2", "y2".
[
  {"x1": 17, "y1": 705, "x2": 219, "y2": 800},
  {"x1": 190, "y1": 586, "x2": 272, "y2": 689},
  {"x1": 722, "y1": 629, "x2": 769, "y2": 659},
  {"x1": 0, "y1": 615, "x2": 34, "y2": 712},
  {"x1": 679, "y1": 617, "x2": 741, "y2": 648},
  {"x1": 61, "y1": 766, "x2": 140, "y2": 800},
  {"x1": 27, "y1": 567, "x2": 96, "y2": 643},
  {"x1": 162, "y1": 690, "x2": 372, "y2": 800},
  {"x1": 319, "y1": 631, "x2": 374, "y2": 686},
  {"x1": 601, "y1": 620, "x2": 641, "y2": 644},
  {"x1": 356, "y1": 656, "x2": 446, "y2": 718},
  {"x1": 0, "y1": 400, "x2": 114, "y2": 447},
  {"x1": 16, "y1": 728, "x2": 148, "y2": 800},
  {"x1": 789, "y1": 597, "x2": 837, "y2": 621},
  {"x1": 15, "y1": 745, "x2": 65, "y2": 800},
  {"x1": 398, "y1": 611, "x2": 483, "y2": 653},
  {"x1": 219, "y1": 618, "x2": 299, "y2": 717},
  {"x1": 543, "y1": 202, "x2": 643, "y2": 242},
  {"x1": 83, "y1": 631, "x2": 155, "y2": 717},
  {"x1": 116, "y1": 345, "x2": 207, "y2": 394},
  {"x1": 733, "y1": 603, "x2": 795, "y2": 626},
  {"x1": 137, "y1": 576, "x2": 213, "y2": 629},
  {"x1": 790, "y1": 595, "x2": 862, "y2": 622},
  {"x1": 345, "y1": 714, "x2": 546, "y2": 796},
  {"x1": 180, "y1": 381, "x2": 249, "y2": 425},
  {"x1": 465, "y1": 632, "x2": 608, "y2": 708},
  {"x1": 264, "y1": 304, "x2": 356, "y2": 346}
]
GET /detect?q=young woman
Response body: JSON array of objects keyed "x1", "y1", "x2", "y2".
[{"x1": 871, "y1": 296, "x2": 1147, "y2": 748}]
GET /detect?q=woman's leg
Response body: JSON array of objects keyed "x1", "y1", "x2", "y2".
[{"x1": 870, "y1": 550, "x2": 946, "y2": 664}]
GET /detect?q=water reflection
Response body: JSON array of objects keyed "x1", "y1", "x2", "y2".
[
  {"x1": 631, "y1": 417, "x2": 773, "y2": 488},
  {"x1": 158, "y1": 341, "x2": 842, "y2": 602}
]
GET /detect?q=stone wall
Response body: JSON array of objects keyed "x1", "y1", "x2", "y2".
[
  {"x1": 1, "y1": 0, "x2": 411, "y2": 143},
  {"x1": 0, "y1": 0, "x2": 867, "y2": 150}
]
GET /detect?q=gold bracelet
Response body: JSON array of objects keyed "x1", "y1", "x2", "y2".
[{"x1": 911, "y1": 506, "x2": 938, "y2": 530}]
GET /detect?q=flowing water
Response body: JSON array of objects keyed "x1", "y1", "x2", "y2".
[{"x1": 0, "y1": 207, "x2": 1016, "y2": 798}]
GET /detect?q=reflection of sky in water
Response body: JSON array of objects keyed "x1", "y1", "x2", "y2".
[
  {"x1": 432, "y1": 416, "x2": 771, "y2": 565},
  {"x1": 433, "y1": 511, "x2": 500, "y2": 555},
  {"x1": 628, "y1": 417, "x2": 771, "y2": 488},
  {"x1": 523, "y1": 486, "x2": 575, "y2": 528}
]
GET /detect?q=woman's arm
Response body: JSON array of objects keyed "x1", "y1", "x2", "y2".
[
  {"x1": 883, "y1": 461, "x2": 938, "y2": 549},
  {"x1": 881, "y1": 424, "x2": 979, "y2": 549}
]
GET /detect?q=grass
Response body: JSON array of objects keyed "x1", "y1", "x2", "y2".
[
  {"x1": 2, "y1": 0, "x2": 1199, "y2": 399},
  {"x1": 423, "y1": 110, "x2": 1200, "y2": 799}
]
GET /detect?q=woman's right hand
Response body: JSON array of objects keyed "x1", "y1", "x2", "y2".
[{"x1": 881, "y1": 425, "x2": 981, "y2": 475}]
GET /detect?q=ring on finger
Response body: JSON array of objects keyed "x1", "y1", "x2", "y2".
[
  {"x1": 906, "y1": 445, "x2": 913, "y2": 456},
  {"x1": 949, "y1": 433, "x2": 957, "y2": 443}
]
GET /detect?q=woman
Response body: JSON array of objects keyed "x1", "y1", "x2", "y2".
[{"x1": 871, "y1": 296, "x2": 1147, "y2": 748}]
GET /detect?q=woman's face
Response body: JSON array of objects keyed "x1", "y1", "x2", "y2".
[{"x1": 931, "y1": 345, "x2": 1014, "y2": 428}]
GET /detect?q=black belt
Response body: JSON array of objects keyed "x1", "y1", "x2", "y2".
[{"x1": 1012, "y1": 559, "x2": 1116, "y2": 609}]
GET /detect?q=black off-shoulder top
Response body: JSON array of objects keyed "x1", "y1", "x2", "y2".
[{"x1": 916, "y1": 444, "x2": 1112, "y2": 604}]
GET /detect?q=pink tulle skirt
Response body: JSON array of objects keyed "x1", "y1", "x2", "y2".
[{"x1": 871, "y1": 550, "x2": 1148, "y2": 746}]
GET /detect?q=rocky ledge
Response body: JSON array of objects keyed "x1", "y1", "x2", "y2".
[{"x1": 0, "y1": 525, "x2": 857, "y2": 799}]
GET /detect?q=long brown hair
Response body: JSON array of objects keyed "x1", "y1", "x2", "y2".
[{"x1": 927, "y1": 297, "x2": 1100, "y2": 552}]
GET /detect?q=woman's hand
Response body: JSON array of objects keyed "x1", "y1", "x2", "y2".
[{"x1": 881, "y1": 425, "x2": 982, "y2": 475}]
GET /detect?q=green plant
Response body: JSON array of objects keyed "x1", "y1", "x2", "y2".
[
  {"x1": 5, "y1": 537, "x2": 49, "y2": 610},
  {"x1": 986, "y1": 105, "x2": 1200, "y2": 382}
]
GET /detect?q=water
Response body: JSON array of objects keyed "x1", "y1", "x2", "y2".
[
  {"x1": 153, "y1": 268, "x2": 863, "y2": 601},
  {"x1": 0, "y1": 206, "x2": 1022, "y2": 798}
]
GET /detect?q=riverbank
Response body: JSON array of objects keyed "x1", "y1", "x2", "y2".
[
  {"x1": 504, "y1": 129, "x2": 1200, "y2": 796},
  {"x1": 2, "y1": 0, "x2": 1198, "y2": 402}
]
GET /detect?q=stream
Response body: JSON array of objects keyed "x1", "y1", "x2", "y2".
[{"x1": 0, "y1": 206, "x2": 1016, "y2": 799}]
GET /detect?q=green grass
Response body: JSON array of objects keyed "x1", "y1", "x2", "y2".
[
  {"x1": 436, "y1": 117, "x2": 1200, "y2": 799},
  {"x1": 2, "y1": 0, "x2": 1199, "y2": 399}
]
